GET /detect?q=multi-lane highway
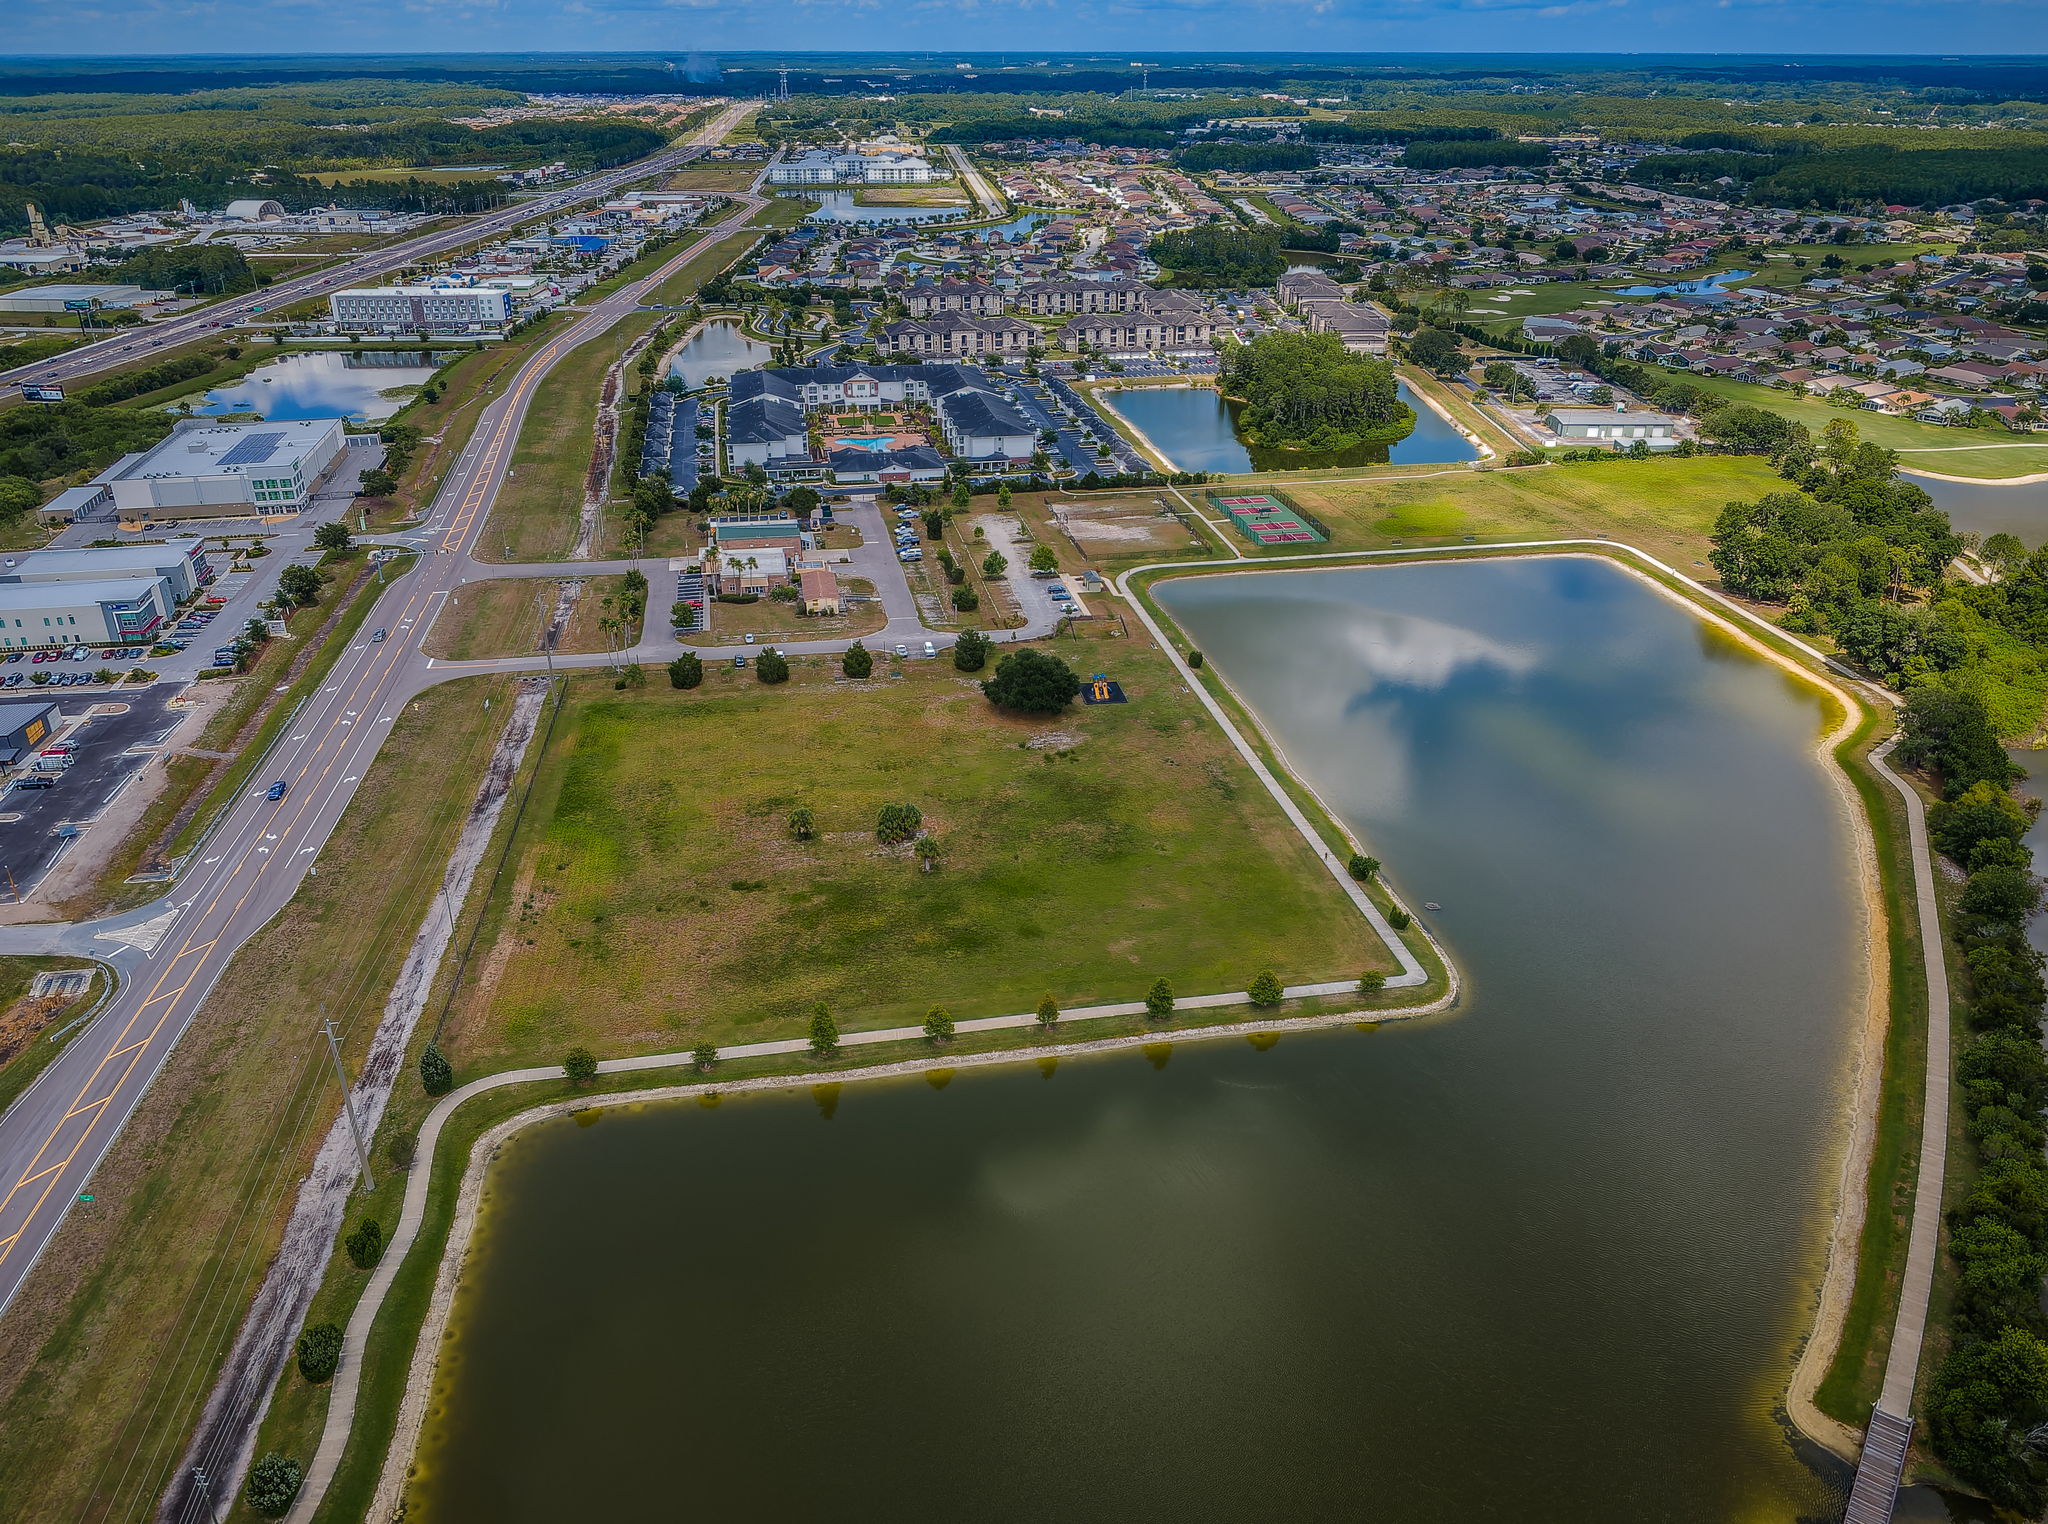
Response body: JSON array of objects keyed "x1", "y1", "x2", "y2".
[
  {"x1": 0, "y1": 102, "x2": 764, "y2": 1317},
  {"x1": 0, "y1": 101, "x2": 750, "y2": 392}
]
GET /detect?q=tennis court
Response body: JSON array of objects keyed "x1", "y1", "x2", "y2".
[{"x1": 1214, "y1": 493, "x2": 1327, "y2": 547}]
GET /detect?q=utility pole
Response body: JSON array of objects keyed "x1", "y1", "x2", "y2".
[{"x1": 321, "y1": 1015, "x2": 375, "y2": 1194}]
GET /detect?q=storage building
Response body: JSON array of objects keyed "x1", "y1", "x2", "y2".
[
  {"x1": 0, "y1": 576, "x2": 177, "y2": 647},
  {"x1": 88, "y1": 418, "x2": 348, "y2": 525},
  {"x1": 0, "y1": 539, "x2": 214, "y2": 599}
]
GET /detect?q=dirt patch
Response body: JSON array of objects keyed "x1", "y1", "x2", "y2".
[{"x1": 0, "y1": 973, "x2": 95, "y2": 1068}]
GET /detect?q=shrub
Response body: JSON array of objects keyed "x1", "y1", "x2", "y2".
[
  {"x1": 788, "y1": 806, "x2": 816, "y2": 841},
  {"x1": 1247, "y1": 969, "x2": 1284, "y2": 1007},
  {"x1": 668, "y1": 653, "x2": 703, "y2": 689},
  {"x1": 1347, "y1": 854, "x2": 1380, "y2": 882},
  {"x1": 756, "y1": 647, "x2": 790, "y2": 684},
  {"x1": 385, "y1": 1131, "x2": 415, "y2": 1170},
  {"x1": 418, "y1": 1042, "x2": 453, "y2": 1096},
  {"x1": 952, "y1": 585, "x2": 979, "y2": 611},
  {"x1": 344, "y1": 1217, "x2": 383, "y2": 1270},
  {"x1": 1387, "y1": 907, "x2": 1413, "y2": 931},
  {"x1": 876, "y1": 801, "x2": 923, "y2": 844},
  {"x1": 923, "y1": 1005, "x2": 955, "y2": 1042},
  {"x1": 246, "y1": 1454, "x2": 304, "y2": 1518},
  {"x1": 1358, "y1": 970, "x2": 1387, "y2": 994},
  {"x1": 1145, "y1": 977, "x2": 1174, "y2": 1021},
  {"x1": 692, "y1": 1042, "x2": 718, "y2": 1071},
  {"x1": 1187, "y1": 650, "x2": 1204, "y2": 668},
  {"x1": 563, "y1": 1046, "x2": 598, "y2": 1084},
  {"x1": 296, "y1": 1322, "x2": 343, "y2": 1384},
  {"x1": 1036, "y1": 993, "x2": 1059, "y2": 1028},
  {"x1": 953, "y1": 628, "x2": 991, "y2": 673},
  {"x1": 842, "y1": 640, "x2": 873, "y2": 679}
]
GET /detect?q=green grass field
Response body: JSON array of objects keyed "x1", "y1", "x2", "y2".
[
  {"x1": 426, "y1": 577, "x2": 630, "y2": 660},
  {"x1": 442, "y1": 642, "x2": 1394, "y2": 1072},
  {"x1": 1670, "y1": 372, "x2": 2048, "y2": 478}
]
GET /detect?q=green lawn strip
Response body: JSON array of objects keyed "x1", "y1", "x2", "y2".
[
  {"x1": 481, "y1": 315, "x2": 660, "y2": 563},
  {"x1": 0, "y1": 960, "x2": 107, "y2": 1119},
  {"x1": 294, "y1": 974, "x2": 1423, "y2": 1524},
  {"x1": 644, "y1": 229, "x2": 771, "y2": 308},
  {"x1": 0, "y1": 677, "x2": 513, "y2": 1524},
  {"x1": 1812, "y1": 712, "x2": 1929, "y2": 1427},
  {"x1": 167, "y1": 556, "x2": 415, "y2": 860},
  {"x1": 438, "y1": 645, "x2": 1395, "y2": 1074},
  {"x1": 1399, "y1": 365, "x2": 1522, "y2": 459}
]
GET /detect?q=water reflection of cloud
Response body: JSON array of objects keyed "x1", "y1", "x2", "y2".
[{"x1": 1334, "y1": 606, "x2": 1540, "y2": 696}]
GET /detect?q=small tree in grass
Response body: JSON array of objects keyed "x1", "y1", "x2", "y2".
[
  {"x1": 692, "y1": 1042, "x2": 718, "y2": 1072},
  {"x1": 1247, "y1": 969, "x2": 1284, "y2": 1007},
  {"x1": 756, "y1": 647, "x2": 790, "y2": 684},
  {"x1": 418, "y1": 1042, "x2": 453, "y2": 1096},
  {"x1": 914, "y1": 835, "x2": 941, "y2": 872},
  {"x1": 313, "y1": 522, "x2": 353, "y2": 552},
  {"x1": 809, "y1": 1002, "x2": 839, "y2": 1059},
  {"x1": 982, "y1": 648, "x2": 1080, "y2": 714},
  {"x1": 982, "y1": 550, "x2": 1008, "y2": 577},
  {"x1": 563, "y1": 1046, "x2": 598, "y2": 1085},
  {"x1": 876, "y1": 802, "x2": 923, "y2": 844},
  {"x1": 953, "y1": 628, "x2": 991, "y2": 673},
  {"x1": 1358, "y1": 970, "x2": 1387, "y2": 994},
  {"x1": 344, "y1": 1218, "x2": 383, "y2": 1270},
  {"x1": 788, "y1": 806, "x2": 816, "y2": 841},
  {"x1": 923, "y1": 1005, "x2": 955, "y2": 1043},
  {"x1": 1187, "y1": 650, "x2": 1204, "y2": 669},
  {"x1": 1036, "y1": 993, "x2": 1059, "y2": 1029},
  {"x1": 952, "y1": 585, "x2": 979, "y2": 612},
  {"x1": 1145, "y1": 978, "x2": 1174, "y2": 1022},
  {"x1": 1028, "y1": 544, "x2": 1059, "y2": 574},
  {"x1": 1387, "y1": 908, "x2": 1412, "y2": 931},
  {"x1": 842, "y1": 640, "x2": 873, "y2": 679},
  {"x1": 246, "y1": 1454, "x2": 304, "y2": 1519},
  {"x1": 668, "y1": 653, "x2": 703, "y2": 690},
  {"x1": 297, "y1": 1322, "x2": 343, "y2": 1384},
  {"x1": 1347, "y1": 854, "x2": 1379, "y2": 882}
]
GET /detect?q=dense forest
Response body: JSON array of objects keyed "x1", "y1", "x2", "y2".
[
  {"x1": 1217, "y1": 331, "x2": 1410, "y2": 452},
  {"x1": 1176, "y1": 143, "x2": 1317, "y2": 174},
  {"x1": 1147, "y1": 225, "x2": 1287, "y2": 289},
  {"x1": 0, "y1": 82, "x2": 666, "y2": 235}
]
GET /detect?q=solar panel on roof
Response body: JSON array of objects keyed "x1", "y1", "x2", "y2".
[{"x1": 216, "y1": 431, "x2": 287, "y2": 468}]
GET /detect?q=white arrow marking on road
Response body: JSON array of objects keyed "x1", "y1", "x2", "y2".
[
  {"x1": 263, "y1": 833, "x2": 277, "y2": 840},
  {"x1": 256, "y1": 847, "x2": 269, "y2": 854},
  {"x1": 299, "y1": 847, "x2": 316, "y2": 855},
  {"x1": 203, "y1": 856, "x2": 220, "y2": 864}
]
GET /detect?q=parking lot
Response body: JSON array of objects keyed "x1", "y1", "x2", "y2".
[{"x1": 0, "y1": 685, "x2": 187, "y2": 895}]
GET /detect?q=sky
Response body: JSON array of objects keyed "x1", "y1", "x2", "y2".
[{"x1": 6, "y1": 8, "x2": 2048, "y2": 65}]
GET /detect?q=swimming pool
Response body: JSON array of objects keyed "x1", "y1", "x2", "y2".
[{"x1": 837, "y1": 435, "x2": 897, "y2": 451}]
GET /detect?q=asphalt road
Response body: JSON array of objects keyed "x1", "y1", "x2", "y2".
[
  {"x1": 0, "y1": 100, "x2": 752, "y2": 393},
  {"x1": 0, "y1": 101, "x2": 762, "y2": 1318}
]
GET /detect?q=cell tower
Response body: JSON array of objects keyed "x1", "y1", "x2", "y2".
[{"x1": 777, "y1": 67, "x2": 791, "y2": 102}]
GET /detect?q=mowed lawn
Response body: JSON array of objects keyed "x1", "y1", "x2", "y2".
[
  {"x1": 447, "y1": 645, "x2": 1391, "y2": 1069},
  {"x1": 426, "y1": 576, "x2": 630, "y2": 660},
  {"x1": 1286, "y1": 455, "x2": 1787, "y2": 570}
]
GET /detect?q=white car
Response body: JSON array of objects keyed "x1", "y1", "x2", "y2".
[
  {"x1": 894, "y1": 644, "x2": 909, "y2": 658},
  {"x1": 922, "y1": 642, "x2": 937, "y2": 659}
]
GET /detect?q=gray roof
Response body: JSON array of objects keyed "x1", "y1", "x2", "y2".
[
  {"x1": 725, "y1": 396, "x2": 808, "y2": 445},
  {"x1": 939, "y1": 390, "x2": 1034, "y2": 439}
]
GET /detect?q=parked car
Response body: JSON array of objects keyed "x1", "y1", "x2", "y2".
[
  {"x1": 3, "y1": 674, "x2": 21, "y2": 687},
  {"x1": 922, "y1": 641, "x2": 937, "y2": 659},
  {"x1": 265, "y1": 780, "x2": 288, "y2": 801},
  {"x1": 743, "y1": 633, "x2": 756, "y2": 645},
  {"x1": 70, "y1": 648, "x2": 91, "y2": 661},
  {"x1": 14, "y1": 775, "x2": 53, "y2": 790},
  {"x1": 893, "y1": 644, "x2": 909, "y2": 658},
  {"x1": 732, "y1": 655, "x2": 747, "y2": 669}
]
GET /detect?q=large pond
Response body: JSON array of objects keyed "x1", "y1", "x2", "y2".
[
  {"x1": 1615, "y1": 268, "x2": 1756, "y2": 298},
  {"x1": 1104, "y1": 382, "x2": 1479, "y2": 473},
  {"x1": 185, "y1": 349, "x2": 452, "y2": 423},
  {"x1": 1910, "y1": 470, "x2": 2048, "y2": 545},
  {"x1": 407, "y1": 556, "x2": 1885, "y2": 1522},
  {"x1": 667, "y1": 319, "x2": 774, "y2": 389}
]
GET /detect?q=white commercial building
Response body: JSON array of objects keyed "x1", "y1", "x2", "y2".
[
  {"x1": 86, "y1": 418, "x2": 348, "y2": 525},
  {"x1": 1546, "y1": 408, "x2": 1682, "y2": 449},
  {"x1": 0, "y1": 576, "x2": 177, "y2": 648},
  {"x1": 328, "y1": 285, "x2": 511, "y2": 334},
  {"x1": 0, "y1": 539, "x2": 214, "y2": 599},
  {"x1": 768, "y1": 148, "x2": 936, "y2": 186},
  {"x1": 0, "y1": 282, "x2": 168, "y2": 315}
]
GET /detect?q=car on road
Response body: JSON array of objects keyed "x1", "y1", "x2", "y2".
[
  {"x1": 371, "y1": 629, "x2": 387, "y2": 643},
  {"x1": 265, "y1": 780, "x2": 289, "y2": 801},
  {"x1": 923, "y1": 641, "x2": 937, "y2": 659}
]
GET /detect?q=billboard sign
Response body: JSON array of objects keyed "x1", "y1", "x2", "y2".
[{"x1": 17, "y1": 385, "x2": 64, "y2": 403}]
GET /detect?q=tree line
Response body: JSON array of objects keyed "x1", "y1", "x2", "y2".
[{"x1": 1216, "y1": 331, "x2": 1410, "y2": 453}]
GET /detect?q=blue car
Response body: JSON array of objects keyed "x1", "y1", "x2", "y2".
[{"x1": 265, "y1": 780, "x2": 289, "y2": 801}]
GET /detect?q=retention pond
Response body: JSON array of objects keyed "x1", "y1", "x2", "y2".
[
  {"x1": 407, "y1": 556, "x2": 1872, "y2": 1522},
  {"x1": 1104, "y1": 381, "x2": 1477, "y2": 473}
]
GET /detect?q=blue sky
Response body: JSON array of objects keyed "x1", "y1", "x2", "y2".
[{"x1": 8, "y1": 8, "x2": 2048, "y2": 64}]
